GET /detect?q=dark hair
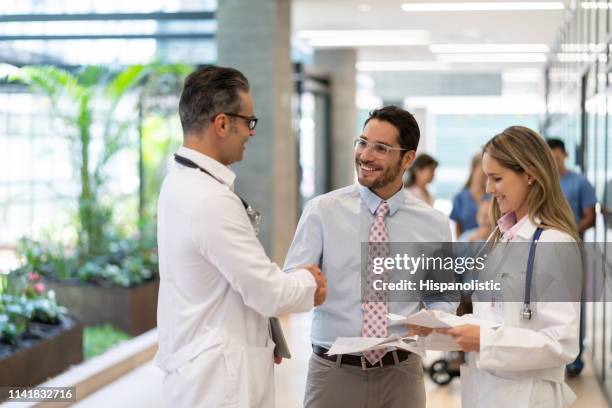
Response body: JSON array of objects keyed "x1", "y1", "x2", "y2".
[
  {"x1": 179, "y1": 65, "x2": 250, "y2": 135},
  {"x1": 405, "y1": 153, "x2": 438, "y2": 187},
  {"x1": 546, "y1": 138, "x2": 566, "y2": 154},
  {"x1": 364, "y1": 106, "x2": 420, "y2": 152}
]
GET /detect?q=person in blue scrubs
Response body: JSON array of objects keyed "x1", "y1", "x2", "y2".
[
  {"x1": 547, "y1": 138, "x2": 596, "y2": 378},
  {"x1": 547, "y1": 139, "x2": 596, "y2": 235},
  {"x1": 450, "y1": 154, "x2": 487, "y2": 238}
]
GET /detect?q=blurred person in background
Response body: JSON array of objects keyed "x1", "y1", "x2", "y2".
[
  {"x1": 458, "y1": 198, "x2": 493, "y2": 242},
  {"x1": 450, "y1": 154, "x2": 488, "y2": 239},
  {"x1": 404, "y1": 153, "x2": 438, "y2": 206},
  {"x1": 546, "y1": 138, "x2": 596, "y2": 378},
  {"x1": 546, "y1": 139, "x2": 595, "y2": 238}
]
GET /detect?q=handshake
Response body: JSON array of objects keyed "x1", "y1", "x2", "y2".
[{"x1": 304, "y1": 264, "x2": 327, "y2": 306}]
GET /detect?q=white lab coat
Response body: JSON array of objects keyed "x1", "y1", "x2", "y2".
[
  {"x1": 462, "y1": 216, "x2": 581, "y2": 407},
  {"x1": 155, "y1": 147, "x2": 317, "y2": 408}
]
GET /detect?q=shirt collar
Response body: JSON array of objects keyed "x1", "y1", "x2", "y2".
[
  {"x1": 497, "y1": 212, "x2": 542, "y2": 241},
  {"x1": 176, "y1": 146, "x2": 236, "y2": 189},
  {"x1": 357, "y1": 183, "x2": 404, "y2": 216}
]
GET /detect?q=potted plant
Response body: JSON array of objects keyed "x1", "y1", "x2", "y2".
[
  {"x1": 0, "y1": 271, "x2": 83, "y2": 392},
  {"x1": 1, "y1": 63, "x2": 190, "y2": 335}
]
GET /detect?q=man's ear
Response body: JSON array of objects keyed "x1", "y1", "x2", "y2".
[
  {"x1": 402, "y1": 150, "x2": 417, "y2": 170},
  {"x1": 212, "y1": 114, "x2": 231, "y2": 138}
]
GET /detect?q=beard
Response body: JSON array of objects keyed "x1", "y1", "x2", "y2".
[{"x1": 355, "y1": 156, "x2": 404, "y2": 190}]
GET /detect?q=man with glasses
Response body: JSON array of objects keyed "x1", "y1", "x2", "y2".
[
  {"x1": 285, "y1": 106, "x2": 456, "y2": 408},
  {"x1": 156, "y1": 66, "x2": 327, "y2": 407}
]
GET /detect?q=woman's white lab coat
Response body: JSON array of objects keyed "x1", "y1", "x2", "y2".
[{"x1": 462, "y1": 217, "x2": 581, "y2": 407}]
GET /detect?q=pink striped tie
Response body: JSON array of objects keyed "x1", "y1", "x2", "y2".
[{"x1": 362, "y1": 201, "x2": 390, "y2": 365}]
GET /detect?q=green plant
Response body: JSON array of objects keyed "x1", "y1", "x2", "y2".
[
  {"x1": 14, "y1": 235, "x2": 158, "y2": 288},
  {"x1": 2, "y1": 63, "x2": 189, "y2": 258},
  {"x1": 0, "y1": 278, "x2": 66, "y2": 344},
  {"x1": 83, "y1": 324, "x2": 130, "y2": 360},
  {"x1": 0, "y1": 294, "x2": 31, "y2": 344},
  {"x1": 17, "y1": 238, "x2": 75, "y2": 280}
]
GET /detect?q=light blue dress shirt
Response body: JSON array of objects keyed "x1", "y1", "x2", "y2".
[{"x1": 284, "y1": 183, "x2": 457, "y2": 349}]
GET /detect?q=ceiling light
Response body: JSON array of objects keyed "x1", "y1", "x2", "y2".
[
  {"x1": 502, "y1": 68, "x2": 543, "y2": 82},
  {"x1": 430, "y1": 43, "x2": 550, "y2": 53},
  {"x1": 401, "y1": 2, "x2": 564, "y2": 11},
  {"x1": 297, "y1": 30, "x2": 430, "y2": 47},
  {"x1": 357, "y1": 3, "x2": 372, "y2": 12},
  {"x1": 356, "y1": 61, "x2": 451, "y2": 71},
  {"x1": 581, "y1": 2, "x2": 611, "y2": 9},
  {"x1": 561, "y1": 43, "x2": 606, "y2": 52},
  {"x1": 436, "y1": 53, "x2": 548, "y2": 62}
]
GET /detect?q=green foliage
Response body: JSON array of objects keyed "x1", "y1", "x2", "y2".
[
  {"x1": 15, "y1": 236, "x2": 158, "y2": 288},
  {"x1": 3, "y1": 63, "x2": 189, "y2": 258},
  {"x1": 0, "y1": 295, "x2": 31, "y2": 344},
  {"x1": 83, "y1": 324, "x2": 131, "y2": 360},
  {"x1": 0, "y1": 271, "x2": 67, "y2": 344}
]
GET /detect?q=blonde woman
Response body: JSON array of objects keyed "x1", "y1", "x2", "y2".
[{"x1": 436, "y1": 126, "x2": 582, "y2": 407}]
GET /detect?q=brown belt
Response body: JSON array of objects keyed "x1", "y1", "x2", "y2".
[{"x1": 312, "y1": 344, "x2": 412, "y2": 370}]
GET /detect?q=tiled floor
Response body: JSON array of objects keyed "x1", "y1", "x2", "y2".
[{"x1": 74, "y1": 312, "x2": 610, "y2": 407}]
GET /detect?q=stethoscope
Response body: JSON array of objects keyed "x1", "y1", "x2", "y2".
[
  {"x1": 477, "y1": 225, "x2": 543, "y2": 320},
  {"x1": 521, "y1": 227, "x2": 543, "y2": 320},
  {"x1": 173, "y1": 154, "x2": 262, "y2": 236}
]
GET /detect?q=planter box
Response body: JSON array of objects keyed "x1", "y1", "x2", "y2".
[
  {"x1": 48, "y1": 279, "x2": 159, "y2": 336},
  {"x1": 0, "y1": 315, "x2": 83, "y2": 396}
]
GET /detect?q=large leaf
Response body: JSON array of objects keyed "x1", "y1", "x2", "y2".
[{"x1": 17, "y1": 65, "x2": 83, "y2": 102}]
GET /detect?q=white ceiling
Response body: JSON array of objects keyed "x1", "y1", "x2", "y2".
[{"x1": 292, "y1": 0, "x2": 569, "y2": 73}]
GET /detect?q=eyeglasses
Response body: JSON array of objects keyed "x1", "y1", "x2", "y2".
[
  {"x1": 223, "y1": 112, "x2": 258, "y2": 130},
  {"x1": 353, "y1": 137, "x2": 410, "y2": 157}
]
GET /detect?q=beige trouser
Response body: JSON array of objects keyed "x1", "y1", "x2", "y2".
[{"x1": 304, "y1": 352, "x2": 426, "y2": 408}]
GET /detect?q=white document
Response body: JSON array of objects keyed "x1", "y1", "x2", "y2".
[
  {"x1": 327, "y1": 334, "x2": 425, "y2": 358},
  {"x1": 392, "y1": 309, "x2": 502, "y2": 329},
  {"x1": 389, "y1": 310, "x2": 502, "y2": 351}
]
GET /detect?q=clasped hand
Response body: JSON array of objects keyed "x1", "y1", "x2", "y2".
[{"x1": 305, "y1": 264, "x2": 327, "y2": 306}]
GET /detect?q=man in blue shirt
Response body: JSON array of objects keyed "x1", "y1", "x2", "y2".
[
  {"x1": 285, "y1": 106, "x2": 456, "y2": 408},
  {"x1": 547, "y1": 138, "x2": 596, "y2": 378},
  {"x1": 547, "y1": 139, "x2": 596, "y2": 235}
]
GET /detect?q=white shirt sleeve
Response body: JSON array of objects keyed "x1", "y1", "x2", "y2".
[{"x1": 196, "y1": 190, "x2": 316, "y2": 317}]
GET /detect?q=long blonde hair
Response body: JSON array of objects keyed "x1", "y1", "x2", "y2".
[
  {"x1": 464, "y1": 154, "x2": 484, "y2": 190},
  {"x1": 483, "y1": 126, "x2": 579, "y2": 243}
]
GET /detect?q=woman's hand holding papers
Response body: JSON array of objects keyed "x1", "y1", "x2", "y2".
[{"x1": 436, "y1": 325, "x2": 480, "y2": 352}]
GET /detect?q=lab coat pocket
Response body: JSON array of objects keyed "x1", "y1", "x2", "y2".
[
  {"x1": 172, "y1": 342, "x2": 232, "y2": 407},
  {"x1": 225, "y1": 341, "x2": 275, "y2": 408},
  {"x1": 462, "y1": 366, "x2": 534, "y2": 408},
  {"x1": 246, "y1": 342, "x2": 275, "y2": 406}
]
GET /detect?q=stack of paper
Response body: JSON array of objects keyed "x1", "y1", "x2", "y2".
[
  {"x1": 389, "y1": 309, "x2": 501, "y2": 329},
  {"x1": 327, "y1": 310, "x2": 502, "y2": 354},
  {"x1": 326, "y1": 334, "x2": 425, "y2": 358}
]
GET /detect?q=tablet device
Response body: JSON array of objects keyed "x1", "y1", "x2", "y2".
[{"x1": 269, "y1": 317, "x2": 292, "y2": 359}]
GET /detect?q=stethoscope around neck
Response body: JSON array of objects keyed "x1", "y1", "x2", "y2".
[
  {"x1": 173, "y1": 153, "x2": 262, "y2": 235},
  {"x1": 479, "y1": 224, "x2": 543, "y2": 320},
  {"x1": 521, "y1": 227, "x2": 543, "y2": 320}
]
